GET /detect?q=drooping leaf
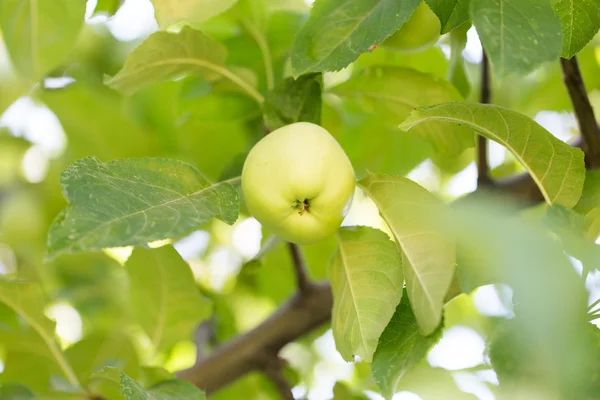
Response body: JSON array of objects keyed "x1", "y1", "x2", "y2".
[
  {"x1": 359, "y1": 173, "x2": 455, "y2": 335},
  {"x1": 470, "y1": 0, "x2": 562, "y2": 77},
  {"x1": 552, "y1": 0, "x2": 600, "y2": 58},
  {"x1": 329, "y1": 226, "x2": 403, "y2": 362},
  {"x1": 263, "y1": 73, "x2": 323, "y2": 132},
  {"x1": 424, "y1": 0, "x2": 471, "y2": 34},
  {"x1": 332, "y1": 382, "x2": 370, "y2": 400},
  {"x1": 447, "y1": 24, "x2": 471, "y2": 98},
  {"x1": 332, "y1": 67, "x2": 473, "y2": 156},
  {"x1": 0, "y1": 0, "x2": 86, "y2": 80},
  {"x1": 126, "y1": 246, "x2": 212, "y2": 352},
  {"x1": 400, "y1": 102, "x2": 586, "y2": 208},
  {"x1": 574, "y1": 170, "x2": 600, "y2": 230},
  {"x1": 372, "y1": 293, "x2": 443, "y2": 399},
  {"x1": 92, "y1": 0, "x2": 124, "y2": 16},
  {"x1": 152, "y1": 0, "x2": 238, "y2": 28},
  {"x1": 46, "y1": 157, "x2": 239, "y2": 260},
  {"x1": 291, "y1": 0, "x2": 422, "y2": 76}
]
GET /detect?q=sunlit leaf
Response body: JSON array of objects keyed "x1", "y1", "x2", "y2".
[
  {"x1": 332, "y1": 381, "x2": 370, "y2": 399},
  {"x1": 126, "y1": 246, "x2": 212, "y2": 351},
  {"x1": 575, "y1": 171, "x2": 600, "y2": 237},
  {"x1": 400, "y1": 102, "x2": 586, "y2": 208},
  {"x1": 424, "y1": 0, "x2": 471, "y2": 34},
  {"x1": 92, "y1": 0, "x2": 124, "y2": 16},
  {"x1": 470, "y1": 0, "x2": 562, "y2": 77},
  {"x1": 553, "y1": 0, "x2": 600, "y2": 58},
  {"x1": 291, "y1": 0, "x2": 421, "y2": 76},
  {"x1": 332, "y1": 67, "x2": 473, "y2": 156},
  {"x1": 359, "y1": 173, "x2": 455, "y2": 335},
  {"x1": 46, "y1": 157, "x2": 239, "y2": 259},
  {"x1": 372, "y1": 293, "x2": 443, "y2": 399},
  {"x1": 152, "y1": 0, "x2": 238, "y2": 28},
  {"x1": 0, "y1": 0, "x2": 86, "y2": 80},
  {"x1": 329, "y1": 226, "x2": 403, "y2": 362}
]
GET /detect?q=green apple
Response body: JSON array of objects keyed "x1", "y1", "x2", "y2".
[
  {"x1": 381, "y1": 2, "x2": 441, "y2": 53},
  {"x1": 241, "y1": 122, "x2": 355, "y2": 245}
]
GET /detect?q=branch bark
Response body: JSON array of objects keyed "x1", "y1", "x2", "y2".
[
  {"x1": 287, "y1": 242, "x2": 311, "y2": 293},
  {"x1": 263, "y1": 358, "x2": 295, "y2": 400},
  {"x1": 477, "y1": 52, "x2": 492, "y2": 187}
]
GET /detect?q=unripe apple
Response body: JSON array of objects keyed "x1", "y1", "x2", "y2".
[
  {"x1": 381, "y1": 2, "x2": 441, "y2": 53},
  {"x1": 241, "y1": 122, "x2": 355, "y2": 245}
]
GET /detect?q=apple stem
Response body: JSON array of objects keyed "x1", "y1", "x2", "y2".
[{"x1": 294, "y1": 199, "x2": 310, "y2": 215}]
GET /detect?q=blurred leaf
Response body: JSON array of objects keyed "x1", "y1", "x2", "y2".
[
  {"x1": 331, "y1": 382, "x2": 369, "y2": 399},
  {"x1": 126, "y1": 246, "x2": 212, "y2": 352},
  {"x1": 291, "y1": 0, "x2": 421, "y2": 76},
  {"x1": 470, "y1": 0, "x2": 562, "y2": 77},
  {"x1": 574, "y1": 170, "x2": 600, "y2": 214},
  {"x1": 400, "y1": 102, "x2": 586, "y2": 208},
  {"x1": 395, "y1": 363, "x2": 476, "y2": 400},
  {"x1": 329, "y1": 226, "x2": 403, "y2": 362},
  {"x1": 46, "y1": 157, "x2": 239, "y2": 259},
  {"x1": 424, "y1": 0, "x2": 470, "y2": 34},
  {"x1": 553, "y1": 0, "x2": 600, "y2": 58},
  {"x1": 447, "y1": 24, "x2": 471, "y2": 98},
  {"x1": 92, "y1": 0, "x2": 124, "y2": 16},
  {"x1": 359, "y1": 173, "x2": 455, "y2": 335},
  {"x1": 371, "y1": 293, "x2": 443, "y2": 399},
  {"x1": 0, "y1": 384, "x2": 35, "y2": 399},
  {"x1": 354, "y1": 46, "x2": 449, "y2": 78},
  {"x1": 137, "y1": 366, "x2": 175, "y2": 387},
  {"x1": 333, "y1": 66, "x2": 473, "y2": 156},
  {"x1": 263, "y1": 73, "x2": 322, "y2": 131},
  {"x1": 152, "y1": 0, "x2": 238, "y2": 28},
  {"x1": 0, "y1": 0, "x2": 85, "y2": 80}
]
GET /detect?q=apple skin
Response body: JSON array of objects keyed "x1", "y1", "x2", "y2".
[
  {"x1": 381, "y1": 2, "x2": 441, "y2": 53},
  {"x1": 241, "y1": 122, "x2": 355, "y2": 245}
]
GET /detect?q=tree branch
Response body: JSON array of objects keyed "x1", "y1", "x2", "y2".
[
  {"x1": 477, "y1": 51, "x2": 492, "y2": 187},
  {"x1": 263, "y1": 358, "x2": 295, "y2": 400},
  {"x1": 287, "y1": 242, "x2": 311, "y2": 293},
  {"x1": 560, "y1": 56, "x2": 600, "y2": 167}
]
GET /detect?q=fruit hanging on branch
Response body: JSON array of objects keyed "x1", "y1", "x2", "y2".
[{"x1": 381, "y1": 2, "x2": 441, "y2": 54}]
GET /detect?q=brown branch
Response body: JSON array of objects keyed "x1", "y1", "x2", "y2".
[
  {"x1": 477, "y1": 51, "x2": 492, "y2": 187},
  {"x1": 560, "y1": 56, "x2": 600, "y2": 167},
  {"x1": 263, "y1": 358, "x2": 295, "y2": 400},
  {"x1": 287, "y1": 242, "x2": 311, "y2": 293}
]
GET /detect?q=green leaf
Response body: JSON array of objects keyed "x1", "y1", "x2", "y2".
[
  {"x1": 126, "y1": 246, "x2": 212, "y2": 351},
  {"x1": 400, "y1": 102, "x2": 586, "y2": 208},
  {"x1": 424, "y1": 0, "x2": 471, "y2": 34},
  {"x1": 332, "y1": 66, "x2": 473, "y2": 156},
  {"x1": 263, "y1": 73, "x2": 323, "y2": 132},
  {"x1": 0, "y1": 0, "x2": 86, "y2": 80},
  {"x1": 105, "y1": 26, "x2": 262, "y2": 103},
  {"x1": 358, "y1": 173, "x2": 455, "y2": 335},
  {"x1": 470, "y1": 0, "x2": 562, "y2": 77},
  {"x1": 575, "y1": 170, "x2": 600, "y2": 215},
  {"x1": 152, "y1": 0, "x2": 238, "y2": 27},
  {"x1": 291, "y1": 0, "x2": 422, "y2": 76},
  {"x1": 553, "y1": 0, "x2": 600, "y2": 58},
  {"x1": 46, "y1": 157, "x2": 239, "y2": 259},
  {"x1": 332, "y1": 382, "x2": 370, "y2": 400},
  {"x1": 447, "y1": 24, "x2": 471, "y2": 98},
  {"x1": 92, "y1": 0, "x2": 124, "y2": 16},
  {"x1": 372, "y1": 294, "x2": 443, "y2": 399},
  {"x1": 0, "y1": 279, "x2": 79, "y2": 387},
  {"x1": 0, "y1": 384, "x2": 35, "y2": 399},
  {"x1": 329, "y1": 226, "x2": 404, "y2": 362}
]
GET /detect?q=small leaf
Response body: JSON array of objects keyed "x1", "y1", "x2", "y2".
[
  {"x1": 126, "y1": 246, "x2": 212, "y2": 352},
  {"x1": 447, "y1": 24, "x2": 471, "y2": 98},
  {"x1": 291, "y1": 0, "x2": 422, "y2": 76},
  {"x1": 263, "y1": 73, "x2": 323, "y2": 132},
  {"x1": 400, "y1": 102, "x2": 586, "y2": 208},
  {"x1": 332, "y1": 381, "x2": 370, "y2": 400},
  {"x1": 372, "y1": 293, "x2": 443, "y2": 399},
  {"x1": 152, "y1": 0, "x2": 238, "y2": 28},
  {"x1": 46, "y1": 157, "x2": 239, "y2": 259},
  {"x1": 424, "y1": 0, "x2": 471, "y2": 34},
  {"x1": 92, "y1": 0, "x2": 124, "y2": 16},
  {"x1": 332, "y1": 67, "x2": 473, "y2": 156},
  {"x1": 0, "y1": 0, "x2": 86, "y2": 80},
  {"x1": 329, "y1": 226, "x2": 404, "y2": 362},
  {"x1": 575, "y1": 170, "x2": 600, "y2": 215},
  {"x1": 359, "y1": 173, "x2": 455, "y2": 335},
  {"x1": 553, "y1": 0, "x2": 600, "y2": 58},
  {"x1": 470, "y1": 0, "x2": 562, "y2": 77}
]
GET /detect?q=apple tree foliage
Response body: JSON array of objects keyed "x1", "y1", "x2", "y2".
[{"x1": 1, "y1": 0, "x2": 600, "y2": 399}]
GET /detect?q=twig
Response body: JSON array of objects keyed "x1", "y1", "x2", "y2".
[
  {"x1": 194, "y1": 319, "x2": 215, "y2": 362},
  {"x1": 588, "y1": 297, "x2": 600, "y2": 313},
  {"x1": 263, "y1": 358, "x2": 295, "y2": 400},
  {"x1": 560, "y1": 57, "x2": 600, "y2": 167},
  {"x1": 287, "y1": 243, "x2": 311, "y2": 293},
  {"x1": 477, "y1": 51, "x2": 492, "y2": 187}
]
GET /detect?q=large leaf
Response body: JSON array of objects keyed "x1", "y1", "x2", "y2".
[
  {"x1": 46, "y1": 157, "x2": 239, "y2": 260},
  {"x1": 105, "y1": 27, "x2": 260, "y2": 102},
  {"x1": 372, "y1": 293, "x2": 443, "y2": 399},
  {"x1": 291, "y1": 0, "x2": 421, "y2": 76},
  {"x1": 400, "y1": 102, "x2": 586, "y2": 208},
  {"x1": 553, "y1": 0, "x2": 600, "y2": 58},
  {"x1": 152, "y1": 0, "x2": 238, "y2": 28},
  {"x1": 424, "y1": 0, "x2": 471, "y2": 34},
  {"x1": 0, "y1": 279, "x2": 79, "y2": 387},
  {"x1": 332, "y1": 67, "x2": 473, "y2": 156},
  {"x1": 329, "y1": 226, "x2": 404, "y2": 362},
  {"x1": 263, "y1": 73, "x2": 323, "y2": 132},
  {"x1": 359, "y1": 173, "x2": 455, "y2": 335},
  {"x1": 126, "y1": 246, "x2": 212, "y2": 351},
  {"x1": 0, "y1": 0, "x2": 85, "y2": 80},
  {"x1": 470, "y1": 0, "x2": 562, "y2": 77}
]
